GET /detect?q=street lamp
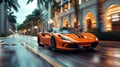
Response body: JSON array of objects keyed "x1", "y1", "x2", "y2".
[
  {"x1": 48, "y1": 19, "x2": 54, "y2": 28},
  {"x1": 48, "y1": 19, "x2": 54, "y2": 24},
  {"x1": 24, "y1": 30, "x2": 26, "y2": 35},
  {"x1": 28, "y1": 29, "x2": 30, "y2": 31},
  {"x1": 34, "y1": 26, "x2": 38, "y2": 29},
  {"x1": 34, "y1": 26, "x2": 38, "y2": 36}
]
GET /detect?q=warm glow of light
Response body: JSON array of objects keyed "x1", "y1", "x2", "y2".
[
  {"x1": 86, "y1": 17, "x2": 90, "y2": 19},
  {"x1": 28, "y1": 29, "x2": 30, "y2": 31},
  {"x1": 106, "y1": 17, "x2": 111, "y2": 19},
  {"x1": 107, "y1": 24, "x2": 111, "y2": 27},
  {"x1": 72, "y1": 18, "x2": 80, "y2": 28},
  {"x1": 106, "y1": 24, "x2": 111, "y2": 31},
  {"x1": 64, "y1": 8, "x2": 68, "y2": 11},
  {"x1": 112, "y1": 18, "x2": 119, "y2": 21},
  {"x1": 63, "y1": 20, "x2": 69, "y2": 27},
  {"x1": 79, "y1": 0, "x2": 81, "y2": 4},
  {"x1": 104, "y1": 4, "x2": 120, "y2": 31},
  {"x1": 48, "y1": 19, "x2": 54, "y2": 24},
  {"x1": 64, "y1": 4, "x2": 68, "y2": 9},
  {"x1": 84, "y1": 12, "x2": 96, "y2": 31},
  {"x1": 34, "y1": 26, "x2": 38, "y2": 29},
  {"x1": 111, "y1": 14, "x2": 120, "y2": 18},
  {"x1": 108, "y1": 7, "x2": 120, "y2": 15}
]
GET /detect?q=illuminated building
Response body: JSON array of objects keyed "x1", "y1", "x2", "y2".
[{"x1": 54, "y1": 0, "x2": 120, "y2": 32}]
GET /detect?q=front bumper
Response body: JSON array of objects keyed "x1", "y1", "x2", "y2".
[{"x1": 63, "y1": 41, "x2": 98, "y2": 50}]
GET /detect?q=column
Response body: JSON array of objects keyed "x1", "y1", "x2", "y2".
[
  {"x1": 68, "y1": 0, "x2": 71, "y2": 9},
  {"x1": 61, "y1": 0, "x2": 63, "y2": 13},
  {"x1": 68, "y1": 14, "x2": 71, "y2": 27}
]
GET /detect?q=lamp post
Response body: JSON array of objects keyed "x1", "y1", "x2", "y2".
[
  {"x1": 48, "y1": 19, "x2": 54, "y2": 29},
  {"x1": 24, "y1": 30, "x2": 26, "y2": 35},
  {"x1": 27, "y1": 29, "x2": 30, "y2": 35},
  {"x1": 34, "y1": 26, "x2": 38, "y2": 36}
]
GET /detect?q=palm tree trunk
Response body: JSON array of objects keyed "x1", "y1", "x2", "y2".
[{"x1": 3, "y1": 1, "x2": 7, "y2": 34}]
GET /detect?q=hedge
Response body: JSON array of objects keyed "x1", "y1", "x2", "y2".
[{"x1": 87, "y1": 29, "x2": 120, "y2": 41}]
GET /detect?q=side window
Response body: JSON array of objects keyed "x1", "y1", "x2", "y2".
[
  {"x1": 48, "y1": 28, "x2": 53, "y2": 33},
  {"x1": 42, "y1": 33, "x2": 45, "y2": 36}
]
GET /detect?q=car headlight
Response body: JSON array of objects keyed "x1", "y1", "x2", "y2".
[
  {"x1": 96, "y1": 37, "x2": 99, "y2": 41},
  {"x1": 59, "y1": 35, "x2": 71, "y2": 42}
]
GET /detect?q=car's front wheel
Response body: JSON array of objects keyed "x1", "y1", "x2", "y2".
[
  {"x1": 37, "y1": 37, "x2": 43, "y2": 47},
  {"x1": 51, "y1": 37, "x2": 57, "y2": 51}
]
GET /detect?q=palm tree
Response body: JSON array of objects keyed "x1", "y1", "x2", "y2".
[
  {"x1": 27, "y1": 0, "x2": 46, "y2": 32},
  {"x1": 27, "y1": 0, "x2": 58, "y2": 31},
  {"x1": 20, "y1": 9, "x2": 44, "y2": 35},
  {"x1": 27, "y1": 0, "x2": 46, "y2": 15},
  {"x1": 32, "y1": 9, "x2": 43, "y2": 31},
  {"x1": 8, "y1": 11, "x2": 17, "y2": 31},
  {"x1": 3, "y1": 0, "x2": 20, "y2": 34},
  {"x1": 44, "y1": 0, "x2": 58, "y2": 19}
]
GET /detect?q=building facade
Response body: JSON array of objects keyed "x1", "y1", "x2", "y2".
[
  {"x1": 0, "y1": 1, "x2": 4, "y2": 34},
  {"x1": 54, "y1": 0, "x2": 120, "y2": 32}
]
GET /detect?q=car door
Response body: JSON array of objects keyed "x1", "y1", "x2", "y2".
[{"x1": 43, "y1": 32, "x2": 52, "y2": 45}]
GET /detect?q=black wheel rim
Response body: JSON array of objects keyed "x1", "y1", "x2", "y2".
[{"x1": 51, "y1": 38, "x2": 56, "y2": 51}]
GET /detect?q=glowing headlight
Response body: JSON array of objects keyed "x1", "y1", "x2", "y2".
[{"x1": 96, "y1": 37, "x2": 99, "y2": 41}]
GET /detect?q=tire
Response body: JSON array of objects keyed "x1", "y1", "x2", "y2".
[
  {"x1": 90, "y1": 42, "x2": 98, "y2": 48},
  {"x1": 85, "y1": 42, "x2": 98, "y2": 51},
  {"x1": 37, "y1": 37, "x2": 43, "y2": 47},
  {"x1": 51, "y1": 37, "x2": 57, "y2": 51},
  {"x1": 86, "y1": 48, "x2": 94, "y2": 52}
]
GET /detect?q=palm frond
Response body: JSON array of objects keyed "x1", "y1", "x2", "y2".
[{"x1": 27, "y1": 0, "x2": 34, "y2": 4}]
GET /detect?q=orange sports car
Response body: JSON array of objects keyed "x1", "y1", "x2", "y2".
[{"x1": 37, "y1": 27, "x2": 99, "y2": 51}]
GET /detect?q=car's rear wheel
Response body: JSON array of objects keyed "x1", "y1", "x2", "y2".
[
  {"x1": 51, "y1": 37, "x2": 57, "y2": 51},
  {"x1": 37, "y1": 37, "x2": 43, "y2": 47}
]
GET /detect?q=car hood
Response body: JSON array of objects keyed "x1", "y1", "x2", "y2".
[
  {"x1": 58, "y1": 34, "x2": 81, "y2": 42},
  {"x1": 58, "y1": 33, "x2": 98, "y2": 42}
]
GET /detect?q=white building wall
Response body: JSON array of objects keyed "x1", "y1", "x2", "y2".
[{"x1": 0, "y1": 2, "x2": 4, "y2": 34}]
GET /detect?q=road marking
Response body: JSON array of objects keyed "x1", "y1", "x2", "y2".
[{"x1": 22, "y1": 42, "x2": 64, "y2": 67}]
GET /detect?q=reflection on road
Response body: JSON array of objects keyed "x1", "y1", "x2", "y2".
[
  {"x1": 0, "y1": 35, "x2": 52, "y2": 67},
  {"x1": 0, "y1": 44, "x2": 17, "y2": 67},
  {"x1": 0, "y1": 34, "x2": 120, "y2": 67},
  {"x1": 19, "y1": 34, "x2": 120, "y2": 67}
]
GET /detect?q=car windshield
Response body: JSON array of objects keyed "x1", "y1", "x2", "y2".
[
  {"x1": 60, "y1": 30, "x2": 69, "y2": 34},
  {"x1": 53, "y1": 28, "x2": 60, "y2": 33},
  {"x1": 52, "y1": 27, "x2": 81, "y2": 34}
]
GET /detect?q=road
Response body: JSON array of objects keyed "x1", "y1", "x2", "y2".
[
  {"x1": 0, "y1": 35, "x2": 53, "y2": 67},
  {"x1": 0, "y1": 34, "x2": 120, "y2": 67}
]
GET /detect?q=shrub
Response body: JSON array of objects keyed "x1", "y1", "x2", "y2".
[
  {"x1": 0, "y1": 34, "x2": 8, "y2": 37},
  {"x1": 87, "y1": 29, "x2": 120, "y2": 41}
]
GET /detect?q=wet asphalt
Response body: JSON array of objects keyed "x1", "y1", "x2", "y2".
[
  {"x1": 0, "y1": 34, "x2": 120, "y2": 67},
  {"x1": 0, "y1": 35, "x2": 52, "y2": 67}
]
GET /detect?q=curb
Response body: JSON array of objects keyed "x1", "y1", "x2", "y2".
[{"x1": 22, "y1": 42, "x2": 67, "y2": 67}]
